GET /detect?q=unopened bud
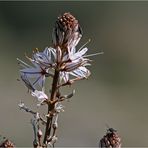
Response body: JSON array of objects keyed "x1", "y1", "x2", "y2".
[
  {"x1": 53, "y1": 122, "x2": 58, "y2": 129},
  {"x1": 0, "y1": 139, "x2": 15, "y2": 148},
  {"x1": 52, "y1": 12, "x2": 82, "y2": 51},
  {"x1": 99, "y1": 128, "x2": 121, "y2": 148},
  {"x1": 37, "y1": 129, "x2": 43, "y2": 138}
]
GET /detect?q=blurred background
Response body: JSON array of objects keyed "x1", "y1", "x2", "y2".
[{"x1": 0, "y1": 1, "x2": 148, "y2": 147}]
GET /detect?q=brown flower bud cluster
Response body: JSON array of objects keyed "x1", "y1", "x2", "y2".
[
  {"x1": 0, "y1": 139, "x2": 15, "y2": 148},
  {"x1": 52, "y1": 12, "x2": 82, "y2": 51},
  {"x1": 99, "y1": 128, "x2": 121, "y2": 148}
]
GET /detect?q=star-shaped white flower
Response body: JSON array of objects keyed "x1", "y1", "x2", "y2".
[
  {"x1": 17, "y1": 58, "x2": 51, "y2": 90},
  {"x1": 59, "y1": 45, "x2": 103, "y2": 83},
  {"x1": 59, "y1": 47, "x2": 91, "y2": 82},
  {"x1": 20, "y1": 73, "x2": 48, "y2": 105},
  {"x1": 17, "y1": 47, "x2": 57, "y2": 90},
  {"x1": 32, "y1": 47, "x2": 57, "y2": 68}
]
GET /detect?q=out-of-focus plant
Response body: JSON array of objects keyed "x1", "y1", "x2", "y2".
[
  {"x1": 99, "y1": 127, "x2": 121, "y2": 148},
  {"x1": 0, "y1": 135, "x2": 15, "y2": 148},
  {"x1": 17, "y1": 12, "x2": 102, "y2": 147}
]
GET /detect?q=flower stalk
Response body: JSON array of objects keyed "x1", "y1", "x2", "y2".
[
  {"x1": 43, "y1": 69, "x2": 59, "y2": 145},
  {"x1": 17, "y1": 12, "x2": 101, "y2": 147}
]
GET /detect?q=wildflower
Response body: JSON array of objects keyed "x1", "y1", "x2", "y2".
[
  {"x1": 59, "y1": 47, "x2": 91, "y2": 82},
  {"x1": 20, "y1": 73, "x2": 48, "y2": 105},
  {"x1": 32, "y1": 47, "x2": 56, "y2": 68},
  {"x1": 60, "y1": 66, "x2": 90, "y2": 83},
  {"x1": 59, "y1": 44, "x2": 103, "y2": 83},
  {"x1": 18, "y1": 58, "x2": 50, "y2": 89},
  {"x1": 31, "y1": 90, "x2": 48, "y2": 105},
  {"x1": 52, "y1": 12, "x2": 82, "y2": 51},
  {"x1": 17, "y1": 47, "x2": 56, "y2": 90},
  {"x1": 17, "y1": 12, "x2": 101, "y2": 147}
]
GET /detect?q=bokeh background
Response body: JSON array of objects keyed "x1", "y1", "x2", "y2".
[{"x1": 0, "y1": 1, "x2": 148, "y2": 147}]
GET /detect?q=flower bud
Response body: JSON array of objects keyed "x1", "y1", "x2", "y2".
[
  {"x1": 37, "y1": 129, "x2": 43, "y2": 139},
  {"x1": 52, "y1": 12, "x2": 82, "y2": 52},
  {"x1": 99, "y1": 128, "x2": 121, "y2": 148},
  {"x1": 52, "y1": 122, "x2": 58, "y2": 129},
  {"x1": 0, "y1": 139, "x2": 15, "y2": 148}
]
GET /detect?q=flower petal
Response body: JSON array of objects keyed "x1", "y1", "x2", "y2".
[
  {"x1": 17, "y1": 58, "x2": 30, "y2": 68},
  {"x1": 20, "y1": 68, "x2": 41, "y2": 79},
  {"x1": 38, "y1": 76, "x2": 45, "y2": 89},
  {"x1": 20, "y1": 73, "x2": 35, "y2": 91},
  {"x1": 64, "y1": 59, "x2": 82, "y2": 72},
  {"x1": 60, "y1": 71, "x2": 69, "y2": 83},
  {"x1": 57, "y1": 46, "x2": 62, "y2": 63},
  {"x1": 49, "y1": 47, "x2": 57, "y2": 63},
  {"x1": 69, "y1": 47, "x2": 88, "y2": 60},
  {"x1": 20, "y1": 67, "x2": 40, "y2": 73},
  {"x1": 70, "y1": 66, "x2": 90, "y2": 78},
  {"x1": 32, "y1": 47, "x2": 57, "y2": 68},
  {"x1": 31, "y1": 90, "x2": 48, "y2": 101}
]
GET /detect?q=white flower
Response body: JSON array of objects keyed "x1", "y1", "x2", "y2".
[
  {"x1": 18, "y1": 58, "x2": 50, "y2": 89},
  {"x1": 60, "y1": 66, "x2": 90, "y2": 83},
  {"x1": 32, "y1": 47, "x2": 56, "y2": 68},
  {"x1": 17, "y1": 47, "x2": 57, "y2": 90},
  {"x1": 20, "y1": 73, "x2": 48, "y2": 105},
  {"x1": 31, "y1": 90, "x2": 48, "y2": 100},
  {"x1": 59, "y1": 45, "x2": 103, "y2": 82},
  {"x1": 31, "y1": 90, "x2": 48, "y2": 105},
  {"x1": 69, "y1": 66, "x2": 90, "y2": 78},
  {"x1": 59, "y1": 47, "x2": 91, "y2": 82},
  {"x1": 69, "y1": 47, "x2": 88, "y2": 61}
]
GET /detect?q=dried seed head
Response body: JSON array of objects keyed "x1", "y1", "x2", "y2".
[
  {"x1": 0, "y1": 139, "x2": 15, "y2": 148},
  {"x1": 99, "y1": 128, "x2": 121, "y2": 148},
  {"x1": 52, "y1": 12, "x2": 82, "y2": 51}
]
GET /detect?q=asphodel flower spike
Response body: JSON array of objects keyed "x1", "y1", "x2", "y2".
[
  {"x1": 52, "y1": 12, "x2": 82, "y2": 52},
  {"x1": 17, "y1": 12, "x2": 102, "y2": 147}
]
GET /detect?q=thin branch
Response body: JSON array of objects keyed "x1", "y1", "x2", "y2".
[
  {"x1": 57, "y1": 77, "x2": 85, "y2": 88},
  {"x1": 59, "y1": 89, "x2": 75, "y2": 101},
  {"x1": 19, "y1": 102, "x2": 36, "y2": 115},
  {"x1": 18, "y1": 102, "x2": 46, "y2": 125},
  {"x1": 31, "y1": 119, "x2": 38, "y2": 148}
]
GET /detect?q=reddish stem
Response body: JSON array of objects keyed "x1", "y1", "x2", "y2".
[{"x1": 43, "y1": 69, "x2": 59, "y2": 146}]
